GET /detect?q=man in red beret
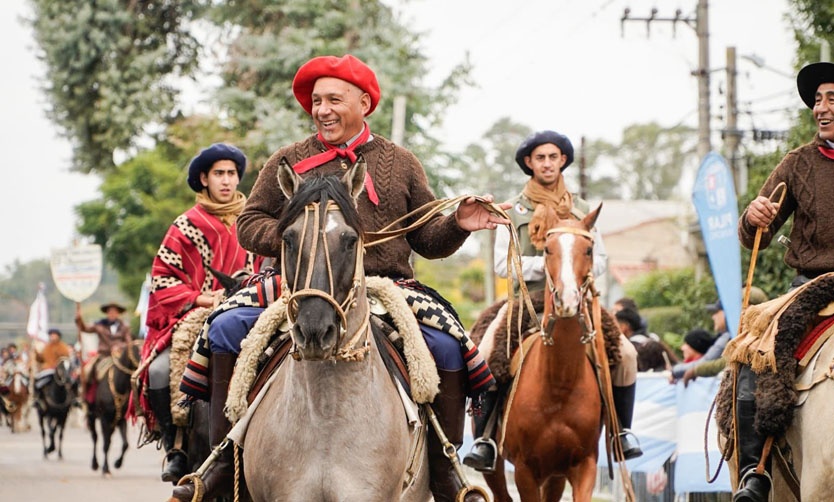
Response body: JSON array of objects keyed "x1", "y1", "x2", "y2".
[
  {"x1": 729, "y1": 61, "x2": 834, "y2": 502},
  {"x1": 171, "y1": 54, "x2": 504, "y2": 501},
  {"x1": 130, "y1": 143, "x2": 263, "y2": 485}
]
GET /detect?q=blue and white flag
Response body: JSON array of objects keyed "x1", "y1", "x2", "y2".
[
  {"x1": 597, "y1": 373, "x2": 731, "y2": 494},
  {"x1": 692, "y1": 152, "x2": 742, "y2": 337},
  {"x1": 673, "y1": 376, "x2": 731, "y2": 492}
]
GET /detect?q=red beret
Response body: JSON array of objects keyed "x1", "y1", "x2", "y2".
[{"x1": 292, "y1": 54, "x2": 380, "y2": 116}]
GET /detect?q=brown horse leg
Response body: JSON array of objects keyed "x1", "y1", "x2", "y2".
[
  {"x1": 482, "y1": 452, "x2": 514, "y2": 502},
  {"x1": 566, "y1": 457, "x2": 596, "y2": 502},
  {"x1": 540, "y1": 475, "x2": 566, "y2": 502},
  {"x1": 513, "y1": 463, "x2": 542, "y2": 501}
]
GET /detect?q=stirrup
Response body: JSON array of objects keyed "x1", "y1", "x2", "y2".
[
  {"x1": 462, "y1": 438, "x2": 497, "y2": 472},
  {"x1": 612, "y1": 429, "x2": 642, "y2": 460},
  {"x1": 455, "y1": 484, "x2": 490, "y2": 502}
]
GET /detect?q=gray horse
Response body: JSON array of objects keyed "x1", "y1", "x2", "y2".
[{"x1": 242, "y1": 159, "x2": 431, "y2": 501}]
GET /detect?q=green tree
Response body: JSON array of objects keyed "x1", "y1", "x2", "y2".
[
  {"x1": 28, "y1": 0, "x2": 206, "y2": 174},
  {"x1": 450, "y1": 117, "x2": 531, "y2": 201},
  {"x1": 76, "y1": 145, "x2": 194, "y2": 297},
  {"x1": 204, "y1": 0, "x2": 473, "y2": 195},
  {"x1": 602, "y1": 123, "x2": 698, "y2": 200}
]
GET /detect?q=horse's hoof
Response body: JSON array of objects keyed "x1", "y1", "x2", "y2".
[
  {"x1": 46, "y1": 445, "x2": 55, "y2": 454},
  {"x1": 114, "y1": 459, "x2": 123, "y2": 469},
  {"x1": 103, "y1": 472, "x2": 112, "y2": 479},
  {"x1": 91, "y1": 460, "x2": 99, "y2": 471}
]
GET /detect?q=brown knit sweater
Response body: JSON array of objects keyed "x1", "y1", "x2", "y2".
[
  {"x1": 237, "y1": 134, "x2": 471, "y2": 280},
  {"x1": 738, "y1": 134, "x2": 834, "y2": 276}
]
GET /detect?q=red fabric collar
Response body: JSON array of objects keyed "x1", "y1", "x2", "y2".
[
  {"x1": 292, "y1": 124, "x2": 379, "y2": 205},
  {"x1": 819, "y1": 145, "x2": 834, "y2": 160}
]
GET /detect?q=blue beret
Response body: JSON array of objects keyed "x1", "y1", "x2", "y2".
[
  {"x1": 187, "y1": 143, "x2": 247, "y2": 192},
  {"x1": 514, "y1": 130, "x2": 574, "y2": 176}
]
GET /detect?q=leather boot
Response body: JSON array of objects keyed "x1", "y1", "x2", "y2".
[
  {"x1": 171, "y1": 353, "x2": 237, "y2": 501},
  {"x1": 148, "y1": 388, "x2": 188, "y2": 484},
  {"x1": 428, "y1": 369, "x2": 487, "y2": 502},
  {"x1": 612, "y1": 383, "x2": 643, "y2": 460},
  {"x1": 462, "y1": 388, "x2": 500, "y2": 472},
  {"x1": 733, "y1": 366, "x2": 770, "y2": 502}
]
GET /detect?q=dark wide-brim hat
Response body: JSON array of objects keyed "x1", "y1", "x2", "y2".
[
  {"x1": 292, "y1": 54, "x2": 381, "y2": 116},
  {"x1": 797, "y1": 62, "x2": 834, "y2": 109},
  {"x1": 515, "y1": 130, "x2": 574, "y2": 176},
  {"x1": 100, "y1": 303, "x2": 127, "y2": 314},
  {"x1": 187, "y1": 143, "x2": 247, "y2": 192}
]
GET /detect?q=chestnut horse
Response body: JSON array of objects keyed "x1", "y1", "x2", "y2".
[
  {"x1": 242, "y1": 160, "x2": 431, "y2": 501},
  {"x1": 484, "y1": 206, "x2": 603, "y2": 502}
]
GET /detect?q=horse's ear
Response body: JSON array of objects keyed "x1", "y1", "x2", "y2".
[
  {"x1": 277, "y1": 157, "x2": 302, "y2": 199},
  {"x1": 583, "y1": 202, "x2": 602, "y2": 230},
  {"x1": 342, "y1": 155, "x2": 367, "y2": 201}
]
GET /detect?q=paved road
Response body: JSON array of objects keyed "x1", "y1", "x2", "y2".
[
  {"x1": 0, "y1": 408, "x2": 172, "y2": 502},
  {"x1": 0, "y1": 408, "x2": 521, "y2": 501}
]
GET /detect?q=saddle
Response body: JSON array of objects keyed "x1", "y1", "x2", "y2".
[
  {"x1": 226, "y1": 276, "x2": 439, "y2": 425},
  {"x1": 716, "y1": 273, "x2": 834, "y2": 441},
  {"x1": 244, "y1": 316, "x2": 414, "y2": 406}
]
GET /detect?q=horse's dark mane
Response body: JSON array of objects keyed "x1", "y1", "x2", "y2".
[{"x1": 276, "y1": 174, "x2": 364, "y2": 236}]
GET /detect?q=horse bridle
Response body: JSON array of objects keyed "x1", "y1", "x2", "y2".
[
  {"x1": 282, "y1": 201, "x2": 370, "y2": 362},
  {"x1": 542, "y1": 226, "x2": 596, "y2": 345}
]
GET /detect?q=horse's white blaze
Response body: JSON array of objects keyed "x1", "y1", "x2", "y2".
[
  {"x1": 558, "y1": 233, "x2": 581, "y2": 316},
  {"x1": 325, "y1": 212, "x2": 340, "y2": 234},
  {"x1": 13, "y1": 372, "x2": 21, "y2": 394}
]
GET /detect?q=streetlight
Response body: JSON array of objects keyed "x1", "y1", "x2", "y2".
[{"x1": 740, "y1": 53, "x2": 793, "y2": 79}]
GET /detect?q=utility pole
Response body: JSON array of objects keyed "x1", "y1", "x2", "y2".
[
  {"x1": 621, "y1": 0, "x2": 711, "y2": 158},
  {"x1": 579, "y1": 136, "x2": 587, "y2": 200},
  {"x1": 724, "y1": 46, "x2": 744, "y2": 193}
]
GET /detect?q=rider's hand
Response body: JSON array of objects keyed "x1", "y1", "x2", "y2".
[
  {"x1": 682, "y1": 367, "x2": 698, "y2": 388},
  {"x1": 746, "y1": 196, "x2": 779, "y2": 228},
  {"x1": 455, "y1": 195, "x2": 511, "y2": 232}
]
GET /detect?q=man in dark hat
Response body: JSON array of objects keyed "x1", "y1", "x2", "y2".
[
  {"x1": 171, "y1": 54, "x2": 504, "y2": 502},
  {"x1": 131, "y1": 143, "x2": 264, "y2": 485},
  {"x1": 75, "y1": 302, "x2": 132, "y2": 406},
  {"x1": 733, "y1": 62, "x2": 834, "y2": 502},
  {"x1": 464, "y1": 130, "x2": 642, "y2": 472}
]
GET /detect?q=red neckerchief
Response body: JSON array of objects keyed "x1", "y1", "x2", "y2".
[
  {"x1": 818, "y1": 145, "x2": 834, "y2": 160},
  {"x1": 292, "y1": 123, "x2": 379, "y2": 205}
]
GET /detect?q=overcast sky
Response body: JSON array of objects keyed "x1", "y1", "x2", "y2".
[{"x1": 1, "y1": 0, "x2": 798, "y2": 274}]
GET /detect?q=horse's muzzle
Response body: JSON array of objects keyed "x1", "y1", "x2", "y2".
[{"x1": 291, "y1": 299, "x2": 341, "y2": 360}]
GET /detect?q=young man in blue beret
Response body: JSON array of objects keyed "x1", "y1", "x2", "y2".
[
  {"x1": 464, "y1": 130, "x2": 642, "y2": 472},
  {"x1": 132, "y1": 143, "x2": 263, "y2": 484}
]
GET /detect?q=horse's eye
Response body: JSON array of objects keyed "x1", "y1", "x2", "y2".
[
  {"x1": 282, "y1": 230, "x2": 297, "y2": 251},
  {"x1": 586, "y1": 247, "x2": 593, "y2": 257},
  {"x1": 341, "y1": 232, "x2": 358, "y2": 252}
]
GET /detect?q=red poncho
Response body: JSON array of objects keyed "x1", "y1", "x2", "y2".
[{"x1": 131, "y1": 204, "x2": 263, "y2": 426}]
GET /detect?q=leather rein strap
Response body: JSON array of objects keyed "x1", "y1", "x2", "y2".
[{"x1": 365, "y1": 194, "x2": 538, "y2": 358}]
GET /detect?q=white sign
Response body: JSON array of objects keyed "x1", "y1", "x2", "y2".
[{"x1": 50, "y1": 244, "x2": 103, "y2": 302}]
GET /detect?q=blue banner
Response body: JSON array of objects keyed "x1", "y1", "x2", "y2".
[{"x1": 692, "y1": 152, "x2": 742, "y2": 338}]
